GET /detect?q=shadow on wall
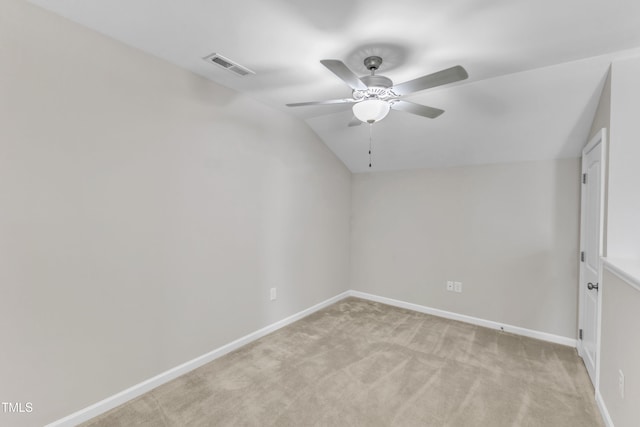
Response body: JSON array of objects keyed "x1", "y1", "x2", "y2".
[
  {"x1": 560, "y1": 69, "x2": 610, "y2": 158},
  {"x1": 554, "y1": 159, "x2": 581, "y2": 337}
]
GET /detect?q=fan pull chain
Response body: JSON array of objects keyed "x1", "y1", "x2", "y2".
[{"x1": 368, "y1": 123, "x2": 373, "y2": 168}]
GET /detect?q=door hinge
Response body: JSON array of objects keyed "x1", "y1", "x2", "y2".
[
  {"x1": 581, "y1": 251, "x2": 585, "y2": 262},
  {"x1": 582, "y1": 173, "x2": 587, "y2": 184},
  {"x1": 579, "y1": 329, "x2": 583, "y2": 340}
]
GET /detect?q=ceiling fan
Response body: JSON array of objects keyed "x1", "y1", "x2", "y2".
[{"x1": 286, "y1": 56, "x2": 468, "y2": 125}]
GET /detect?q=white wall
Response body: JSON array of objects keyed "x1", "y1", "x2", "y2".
[
  {"x1": 608, "y1": 56, "x2": 640, "y2": 258},
  {"x1": 0, "y1": 1, "x2": 351, "y2": 426},
  {"x1": 350, "y1": 159, "x2": 580, "y2": 338},
  {"x1": 593, "y1": 55, "x2": 640, "y2": 427}
]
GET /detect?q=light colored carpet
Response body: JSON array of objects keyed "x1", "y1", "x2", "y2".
[{"x1": 81, "y1": 297, "x2": 603, "y2": 426}]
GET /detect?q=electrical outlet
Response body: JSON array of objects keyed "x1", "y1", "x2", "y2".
[
  {"x1": 446, "y1": 281, "x2": 454, "y2": 291},
  {"x1": 454, "y1": 282, "x2": 462, "y2": 293},
  {"x1": 270, "y1": 287, "x2": 277, "y2": 301},
  {"x1": 619, "y1": 369, "x2": 625, "y2": 398}
]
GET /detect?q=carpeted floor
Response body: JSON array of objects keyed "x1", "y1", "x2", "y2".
[{"x1": 81, "y1": 297, "x2": 603, "y2": 426}]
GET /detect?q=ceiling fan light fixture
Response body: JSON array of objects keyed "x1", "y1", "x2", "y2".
[{"x1": 352, "y1": 99, "x2": 390, "y2": 123}]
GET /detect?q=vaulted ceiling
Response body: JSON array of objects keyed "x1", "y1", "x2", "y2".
[{"x1": 29, "y1": 0, "x2": 640, "y2": 172}]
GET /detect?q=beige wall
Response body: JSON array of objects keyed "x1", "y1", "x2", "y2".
[
  {"x1": 0, "y1": 1, "x2": 351, "y2": 426},
  {"x1": 599, "y1": 270, "x2": 640, "y2": 427},
  {"x1": 350, "y1": 158, "x2": 580, "y2": 338}
]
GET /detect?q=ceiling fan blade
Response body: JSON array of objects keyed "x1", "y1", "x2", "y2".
[
  {"x1": 391, "y1": 100, "x2": 444, "y2": 118},
  {"x1": 320, "y1": 59, "x2": 368, "y2": 91},
  {"x1": 286, "y1": 98, "x2": 355, "y2": 107},
  {"x1": 392, "y1": 65, "x2": 468, "y2": 96},
  {"x1": 347, "y1": 116, "x2": 363, "y2": 127}
]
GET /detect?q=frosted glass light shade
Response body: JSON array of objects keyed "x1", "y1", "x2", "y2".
[{"x1": 352, "y1": 99, "x2": 390, "y2": 123}]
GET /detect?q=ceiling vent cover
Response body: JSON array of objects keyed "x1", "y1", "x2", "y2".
[{"x1": 203, "y1": 53, "x2": 255, "y2": 76}]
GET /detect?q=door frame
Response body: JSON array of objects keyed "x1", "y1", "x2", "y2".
[{"x1": 577, "y1": 128, "x2": 607, "y2": 389}]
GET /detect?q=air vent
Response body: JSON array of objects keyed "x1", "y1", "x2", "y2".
[{"x1": 203, "y1": 53, "x2": 255, "y2": 77}]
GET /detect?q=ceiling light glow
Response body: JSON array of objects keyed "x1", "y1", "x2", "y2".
[{"x1": 352, "y1": 99, "x2": 390, "y2": 123}]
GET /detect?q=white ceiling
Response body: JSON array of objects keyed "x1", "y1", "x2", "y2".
[{"x1": 29, "y1": 0, "x2": 640, "y2": 172}]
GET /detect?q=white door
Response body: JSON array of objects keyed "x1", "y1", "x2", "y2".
[{"x1": 578, "y1": 129, "x2": 606, "y2": 386}]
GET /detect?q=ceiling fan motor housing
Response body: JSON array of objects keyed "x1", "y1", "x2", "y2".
[
  {"x1": 355, "y1": 75, "x2": 395, "y2": 101},
  {"x1": 364, "y1": 56, "x2": 383, "y2": 71},
  {"x1": 360, "y1": 75, "x2": 393, "y2": 88}
]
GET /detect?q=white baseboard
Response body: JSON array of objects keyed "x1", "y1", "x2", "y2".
[
  {"x1": 45, "y1": 291, "x2": 351, "y2": 427},
  {"x1": 596, "y1": 389, "x2": 614, "y2": 427},
  {"x1": 348, "y1": 291, "x2": 577, "y2": 347},
  {"x1": 48, "y1": 289, "x2": 579, "y2": 426}
]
